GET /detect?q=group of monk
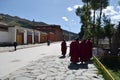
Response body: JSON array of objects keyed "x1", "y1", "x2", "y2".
[{"x1": 61, "y1": 38, "x2": 93, "y2": 64}]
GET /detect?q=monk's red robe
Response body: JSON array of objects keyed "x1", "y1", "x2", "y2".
[
  {"x1": 79, "y1": 40, "x2": 89, "y2": 62},
  {"x1": 69, "y1": 40, "x2": 79, "y2": 63},
  {"x1": 61, "y1": 41, "x2": 67, "y2": 56},
  {"x1": 86, "y1": 40, "x2": 93, "y2": 59}
]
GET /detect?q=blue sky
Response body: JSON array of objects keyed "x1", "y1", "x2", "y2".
[{"x1": 0, "y1": 0, "x2": 119, "y2": 33}]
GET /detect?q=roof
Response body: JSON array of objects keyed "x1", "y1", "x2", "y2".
[{"x1": 0, "y1": 22, "x2": 8, "y2": 26}]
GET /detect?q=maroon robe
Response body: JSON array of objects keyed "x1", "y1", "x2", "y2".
[
  {"x1": 61, "y1": 40, "x2": 67, "y2": 56},
  {"x1": 69, "y1": 40, "x2": 79, "y2": 63},
  {"x1": 79, "y1": 40, "x2": 89, "y2": 62},
  {"x1": 86, "y1": 39, "x2": 93, "y2": 59}
]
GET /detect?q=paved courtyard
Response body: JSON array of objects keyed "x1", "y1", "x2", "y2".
[
  {"x1": 2, "y1": 55, "x2": 104, "y2": 80},
  {"x1": 0, "y1": 42, "x2": 104, "y2": 80}
]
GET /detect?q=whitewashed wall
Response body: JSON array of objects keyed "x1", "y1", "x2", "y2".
[
  {"x1": 0, "y1": 31, "x2": 9, "y2": 42},
  {"x1": 8, "y1": 27, "x2": 16, "y2": 43},
  {"x1": 0, "y1": 26, "x2": 41, "y2": 44}
]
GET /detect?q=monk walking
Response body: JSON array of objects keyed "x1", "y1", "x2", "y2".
[
  {"x1": 86, "y1": 39, "x2": 93, "y2": 60},
  {"x1": 61, "y1": 39, "x2": 67, "y2": 56},
  {"x1": 79, "y1": 40, "x2": 89, "y2": 64},
  {"x1": 69, "y1": 38, "x2": 79, "y2": 64}
]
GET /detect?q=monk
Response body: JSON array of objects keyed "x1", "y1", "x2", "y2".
[
  {"x1": 61, "y1": 40, "x2": 67, "y2": 56},
  {"x1": 69, "y1": 38, "x2": 79, "y2": 64},
  {"x1": 86, "y1": 39, "x2": 93, "y2": 59},
  {"x1": 79, "y1": 40, "x2": 89, "y2": 64}
]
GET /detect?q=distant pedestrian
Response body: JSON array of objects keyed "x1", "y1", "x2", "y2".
[
  {"x1": 47, "y1": 40, "x2": 50, "y2": 46},
  {"x1": 61, "y1": 39, "x2": 67, "y2": 56},
  {"x1": 69, "y1": 38, "x2": 79, "y2": 64},
  {"x1": 13, "y1": 42, "x2": 17, "y2": 51}
]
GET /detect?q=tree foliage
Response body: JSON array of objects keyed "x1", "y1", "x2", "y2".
[
  {"x1": 76, "y1": 2, "x2": 92, "y2": 40},
  {"x1": 102, "y1": 14, "x2": 115, "y2": 50},
  {"x1": 111, "y1": 22, "x2": 120, "y2": 55},
  {"x1": 76, "y1": 0, "x2": 109, "y2": 44}
]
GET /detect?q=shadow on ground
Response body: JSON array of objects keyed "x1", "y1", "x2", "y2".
[
  {"x1": 68, "y1": 60, "x2": 93, "y2": 70},
  {"x1": 59, "y1": 55, "x2": 66, "y2": 59},
  {"x1": 68, "y1": 63, "x2": 88, "y2": 70}
]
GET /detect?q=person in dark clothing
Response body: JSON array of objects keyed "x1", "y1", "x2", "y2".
[
  {"x1": 13, "y1": 42, "x2": 17, "y2": 51},
  {"x1": 61, "y1": 39, "x2": 67, "y2": 56},
  {"x1": 79, "y1": 40, "x2": 88, "y2": 64},
  {"x1": 69, "y1": 38, "x2": 80, "y2": 64},
  {"x1": 47, "y1": 40, "x2": 50, "y2": 46},
  {"x1": 79, "y1": 39, "x2": 93, "y2": 64},
  {"x1": 86, "y1": 39, "x2": 93, "y2": 59}
]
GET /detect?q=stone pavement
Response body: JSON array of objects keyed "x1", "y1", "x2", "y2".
[{"x1": 2, "y1": 55, "x2": 104, "y2": 80}]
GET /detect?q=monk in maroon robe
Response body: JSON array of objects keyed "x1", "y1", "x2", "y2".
[
  {"x1": 61, "y1": 40, "x2": 67, "y2": 56},
  {"x1": 79, "y1": 40, "x2": 89, "y2": 63},
  {"x1": 69, "y1": 38, "x2": 79, "y2": 63},
  {"x1": 86, "y1": 39, "x2": 93, "y2": 59}
]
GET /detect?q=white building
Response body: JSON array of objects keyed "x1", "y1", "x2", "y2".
[{"x1": 0, "y1": 23, "x2": 40, "y2": 45}]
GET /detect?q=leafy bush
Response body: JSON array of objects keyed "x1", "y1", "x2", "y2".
[{"x1": 100, "y1": 55, "x2": 120, "y2": 70}]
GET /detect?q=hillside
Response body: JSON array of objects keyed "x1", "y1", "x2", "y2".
[
  {"x1": 0, "y1": 14, "x2": 48, "y2": 28},
  {"x1": 0, "y1": 14, "x2": 78, "y2": 37}
]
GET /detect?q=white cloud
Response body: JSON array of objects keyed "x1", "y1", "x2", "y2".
[
  {"x1": 73, "y1": 5, "x2": 82, "y2": 9},
  {"x1": 103, "y1": 6, "x2": 118, "y2": 15},
  {"x1": 62, "y1": 17, "x2": 69, "y2": 21},
  {"x1": 66, "y1": 5, "x2": 83, "y2": 12},
  {"x1": 67, "y1": 7, "x2": 73, "y2": 12},
  {"x1": 102, "y1": 6, "x2": 120, "y2": 24},
  {"x1": 111, "y1": 15, "x2": 120, "y2": 24},
  {"x1": 111, "y1": 15, "x2": 120, "y2": 20},
  {"x1": 90, "y1": 6, "x2": 120, "y2": 24}
]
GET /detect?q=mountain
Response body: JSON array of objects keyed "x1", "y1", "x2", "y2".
[
  {"x1": 0, "y1": 14, "x2": 48, "y2": 28},
  {"x1": 0, "y1": 13, "x2": 78, "y2": 38},
  {"x1": 62, "y1": 29, "x2": 79, "y2": 40}
]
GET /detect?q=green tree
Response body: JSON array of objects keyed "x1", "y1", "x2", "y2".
[
  {"x1": 98, "y1": 0, "x2": 109, "y2": 28},
  {"x1": 84, "y1": 26, "x2": 93, "y2": 39},
  {"x1": 118, "y1": 0, "x2": 120, "y2": 5},
  {"x1": 76, "y1": 6, "x2": 85, "y2": 39},
  {"x1": 90, "y1": 0, "x2": 101, "y2": 44},
  {"x1": 82, "y1": 0, "x2": 91, "y2": 22},
  {"x1": 78, "y1": 25, "x2": 84, "y2": 39},
  {"x1": 90, "y1": 0, "x2": 100, "y2": 25},
  {"x1": 76, "y1": 4, "x2": 92, "y2": 39},
  {"x1": 98, "y1": 27, "x2": 105, "y2": 40},
  {"x1": 111, "y1": 22, "x2": 120, "y2": 55},
  {"x1": 94, "y1": 0, "x2": 109, "y2": 46},
  {"x1": 103, "y1": 14, "x2": 115, "y2": 51}
]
